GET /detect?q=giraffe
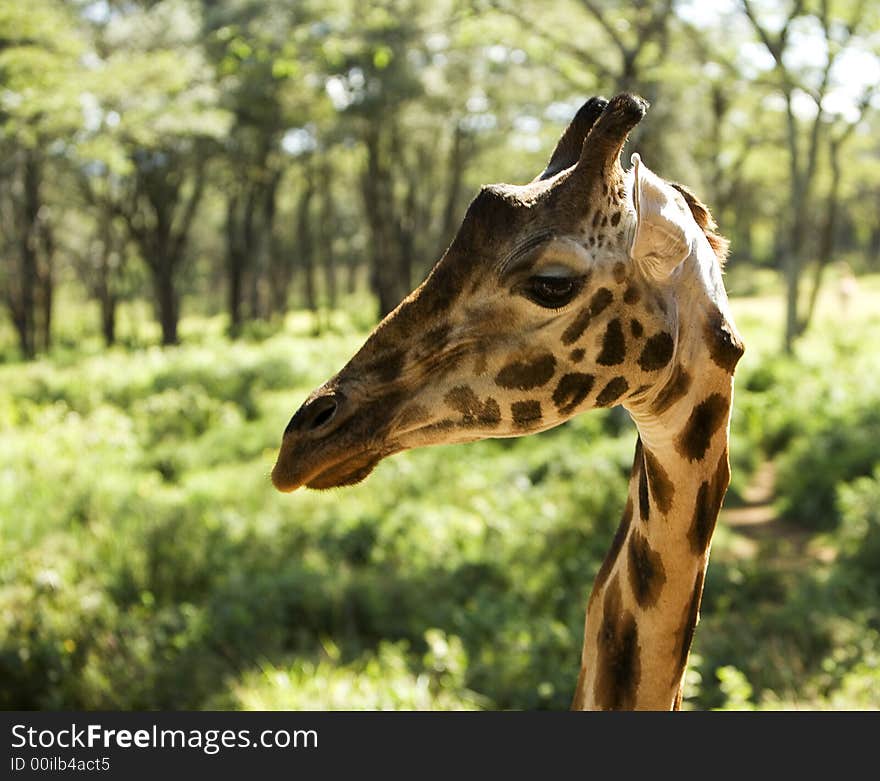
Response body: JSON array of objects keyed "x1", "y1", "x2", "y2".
[{"x1": 271, "y1": 93, "x2": 744, "y2": 711}]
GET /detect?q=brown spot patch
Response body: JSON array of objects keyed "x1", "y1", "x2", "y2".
[
  {"x1": 688, "y1": 450, "x2": 730, "y2": 553},
  {"x1": 637, "y1": 443, "x2": 649, "y2": 522},
  {"x1": 673, "y1": 568, "x2": 705, "y2": 689},
  {"x1": 424, "y1": 323, "x2": 452, "y2": 352},
  {"x1": 444, "y1": 386, "x2": 502, "y2": 428},
  {"x1": 495, "y1": 353, "x2": 556, "y2": 390},
  {"x1": 511, "y1": 400, "x2": 542, "y2": 427},
  {"x1": 613, "y1": 262, "x2": 627, "y2": 283},
  {"x1": 571, "y1": 666, "x2": 588, "y2": 711},
  {"x1": 704, "y1": 307, "x2": 744, "y2": 373},
  {"x1": 552, "y1": 373, "x2": 595, "y2": 415},
  {"x1": 596, "y1": 377, "x2": 629, "y2": 407},
  {"x1": 651, "y1": 364, "x2": 691, "y2": 415},
  {"x1": 610, "y1": 210, "x2": 622, "y2": 227},
  {"x1": 596, "y1": 319, "x2": 626, "y2": 366},
  {"x1": 569, "y1": 348, "x2": 585, "y2": 363},
  {"x1": 561, "y1": 287, "x2": 613, "y2": 345},
  {"x1": 367, "y1": 348, "x2": 407, "y2": 383},
  {"x1": 623, "y1": 285, "x2": 641, "y2": 304},
  {"x1": 628, "y1": 530, "x2": 667, "y2": 608},
  {"x1": 630, "y1": 319, "x2": 643, "y2": 338},
  {"x1": 592, "y1": 209, "x2": 603, "y2": 228},
  {"x1": 643, "y1": 447, "x2": 674, "y2": 514},
  {"x1": 593, "y1": 497, "x2": 633, "y2": 598},
  {"x1": 676, "y1": 393, "x2": 730, "y2": 462},
  {"x1": 593, "y1": 575, "x2": 641, "y2": 710},
  {"x1": 638, "y1": 331, "x2": 674, "y2": 371},
  {"x1": 397, "y1": 403, "x2": 429, "y2": 429}
]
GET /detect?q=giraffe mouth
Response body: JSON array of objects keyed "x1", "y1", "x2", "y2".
[
  {"x1": 271, "y1": 445, "x2": 389, "y2": 492},
  {"x1": 303, "y1": 451, "x2": 385, "y2": 490}
]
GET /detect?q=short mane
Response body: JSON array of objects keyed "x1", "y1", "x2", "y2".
[{"x1": 669, "y1": 182, "x2": 729, "y2": 266}]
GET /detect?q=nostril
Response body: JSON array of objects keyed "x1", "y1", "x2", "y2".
[
  {"x1": 309, "y1": 398, "x2": 338, "y2": 430},
  {"x1": 284, "y1": 392, "x2": 343, "y2": 436}
]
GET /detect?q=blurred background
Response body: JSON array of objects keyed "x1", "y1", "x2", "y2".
[{"x1": 2, "y1": 0, "x2": 879, "y2": 710}]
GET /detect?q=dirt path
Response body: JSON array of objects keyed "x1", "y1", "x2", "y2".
[{"x1": 719, "y1": 462, "x2": 835, "y2": 565}]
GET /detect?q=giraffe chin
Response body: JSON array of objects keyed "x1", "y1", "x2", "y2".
[
  {"x1": 271, "y1": 451, "x2": 383, "y2": 492},
  {"x1": 304, "y1": 456, "x2": 381, "y2": 490}
]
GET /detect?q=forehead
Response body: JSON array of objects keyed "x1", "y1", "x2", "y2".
[{"x1": 443, "y1": 171, "x2": 631, "y2": 278}]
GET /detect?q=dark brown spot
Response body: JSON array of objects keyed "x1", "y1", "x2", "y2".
[
  {"x1": 593, "y1": 497, "x2": 633, "y2": 597},
  {"x1": 643, "y1": 447, "x2": 674, "y2": 514},
  {"x1": 552, "y1": 373, "x2": 595, "y2": 415},
  {"x1": 367, "y1": 348, "x2": 407, "y2": 383},
  {"x1": 704, "y1": 308, "x2": 745, "y2": 373},
  {"x1": 612, "y1": 262, "x2": 627, "y2": 283},
  {"x1": 630, "y1": 319, "x2": 643, "y2": 338},
  {"x1": 628, "y1": 530, "x2": 667, "y2": 608},
  {"x1": 495, "y1": 353, "x2": 556, "y2": 390},
  {"x1": 673, "y1": 568, "x2": 705, "y2": 688},
  {"x1": 424, "y1": 323, "x2": 452, "y2": 352},
  {"x1": 602, "y1": 215, "x2": 609, "y2": 227},
  {"x1": 638, "y1": 332, "x2": 674, "y2": 371},
  {"x1": 592, "y1": 210, "x2": 603, "y2": 228},
  {"x1": 610, "y1": 210, "x2": 622, "y2": 227},
  {"x1": 511, "y1": 400, "x2": 542, "y2": 427},
  {"x1": 597, "y1": 319, "x2": 626, "y2": 366},
  {"x1": 651, "y1": 365, "x2": 692, "y2": 415},
  {"x1": 571, "y1": 666, "x2": 588, "y2": 711},
  {"x1": 397, "y1": 403, "x2": 429, "y2": 428},
  {"x1": 569, "y1": 348, "x2": 585, "y2": 363},
  {"x1": 596, "y1": 376, "x2": 629, "y2": 407},
  {"x1": 561, "y1": 287, "x2": 613, "y2": 345},
  {"x1": 590, "y1": 287, "x2": 614, "y2": 316},
  {"x1": 676, "y1": 393, "x2": 730, "y2": 462},
  {"x1": 596, "y1": 233, "x2": 605, "y2": 243},
  {"x1": 687, "y1": 450, "x2": 730, "y2": 553},
  {"x1": 637, "y1": 444, "x2": 649, "y2": 522},
  {"x1": 593, "y1": 575, "x2": 641, "y2": 710},
  {"x1": 444, "y1": 386, "x2": 502, "y2": 428}
]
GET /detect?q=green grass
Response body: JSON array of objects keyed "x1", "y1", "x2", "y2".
[{"x1": 1, "y1": 277, "x2": 879, "y2": 710}]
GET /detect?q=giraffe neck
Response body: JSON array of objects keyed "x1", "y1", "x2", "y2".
[{"x1": 572, "y1": 299, "x2": 738, "y2": 710}]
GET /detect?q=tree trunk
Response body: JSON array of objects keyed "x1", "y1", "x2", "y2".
[
  {"x1": 16, "y1": 150, "x2": 41, "y2": 359},
  {"x1": 362, "y1": 125, "x2": 409, "y2": 318},
  {"x1": 800, "y1": 135, "x2": 843, "y2": 335},
  {"x1": 297, "y1": 167, "x2": 317, "y2": 315},
  {"x1": 154, "y1": 261, "x2": 179, "y2": 346},
  {"x1": 319, "y1": 161, "x2": 337, "y2": 310},
  {"x1": 37, "y1": 216, "x2": 54, "y2": 353},
  {"x1": 225, "y1": 192, "x2": 246, "y2": 337},
  {"x1": 101, "y1": 293, "x2": 117, "y2": 346}
]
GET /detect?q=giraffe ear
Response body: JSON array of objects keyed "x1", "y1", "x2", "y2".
[{"x1": 629, "y1": 153, "x2": 697, "y2": 278}]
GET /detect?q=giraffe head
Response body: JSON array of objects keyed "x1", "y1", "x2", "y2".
[{"x1": 272, "y1": 93, "x2": 739, "y2": 492}]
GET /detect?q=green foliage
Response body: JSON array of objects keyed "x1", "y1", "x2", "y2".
[{"x1": 2, "y1": 285, "x2": 879, "y2": 711}]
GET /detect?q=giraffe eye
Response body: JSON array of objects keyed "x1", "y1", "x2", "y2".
[{"x1": 523, "y1": 275, "x2": 585, "y2": 309}]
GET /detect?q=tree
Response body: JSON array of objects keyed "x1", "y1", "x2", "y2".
[
  {"x1": 741, "y1": 0, "x2": 875, "y2": 350},
  {"x1": 0, "y1": 0, "x2": 82, "y2": 358},
  {"x1": 79, "y1": 0, "x2": 230, "y2": 345}
]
